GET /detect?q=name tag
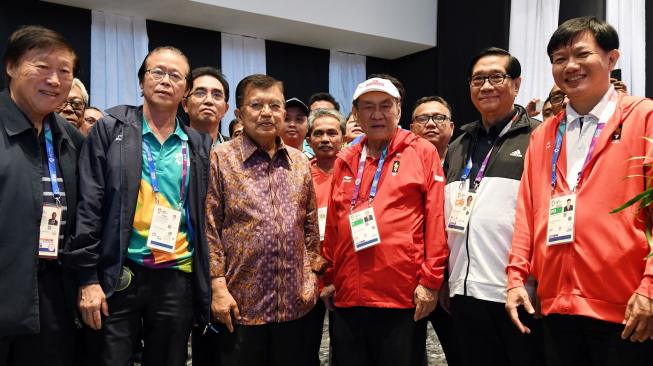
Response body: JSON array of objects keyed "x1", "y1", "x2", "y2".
[
  {"x1": 318, "y1": 206, "x2": 327, "y2": 242},
  {"x1": 547, "y1": 194, "x2": 576, "y2": 245},
  {"x1": 39, "y1": 204, "x2": 61, "y2": 259},
  {"x1": 446, "y1": 191, "x2": 477, "y2": 234},
  {"x1": 146, "y1": 204, "x2": 181, "y2": 253},
  {"x1": 349, "y1": 206, "x2": 381, "y2": 252}
]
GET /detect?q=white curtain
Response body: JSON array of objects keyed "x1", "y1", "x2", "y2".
[
  {"x1": 220, "y1": 33, "x2": 266, "y2": 136},
  {"x1": 90, "y1": 11, "x2": 148, "y2": 111},
  {"x1": 607, "y1": 0, "x2": 646, "y2": 97},
  {"x1": 508, "y1": 0, "x2": 560, "y2": 112},
  {"x1": 329, "y1": 50, "x2": 366, "y2": 117}
]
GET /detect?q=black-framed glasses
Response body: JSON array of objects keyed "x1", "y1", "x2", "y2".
[
  {"x1": 146, "y1": 68, "x2": 185, "y2": 83},
  {"x1": 413, "y1": 114, "x2": 451, "y2": 126},
  {"x1": 549, "y1": 93, "x2": 566, "y2": 106},
  {"x1": 469, "y1": 73, "x2": 511, "y2": 87},
  {"x1": 58, "y1": 99, "x2": 85, "y2": 112},
  {"x1": 188, "y1": 89, "x2": 225, "y2": 102}
]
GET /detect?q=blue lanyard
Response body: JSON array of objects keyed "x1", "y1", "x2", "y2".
[
  {"x1": 43, "y1": 121, "x2": 61, "y2": 205},
  {"x1": 351, "y1": 144, "x2": 388, "y2": 210},
  {"x1": 142, "y1": 139, "x2": 189, "y2": 208}
]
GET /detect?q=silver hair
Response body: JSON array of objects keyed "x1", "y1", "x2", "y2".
[
  {"x1": 307, "y1": 108, "x2": 346, "y2": 136},
  {"x1": 72, "y1": 78, "x2": 89, "y2": 104}
]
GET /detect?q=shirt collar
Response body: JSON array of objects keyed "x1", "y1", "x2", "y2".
[
  {"x1": 142, "y1": 116, "x2": 188, "y2": 141},
  {"x1": 566, "y1": 85, "x2": 615, "y2": 124},
  {"x1": 239, "y1": 133, "x2": 290, "y2": 162},
  {"x1": 478, "y1": 107, "x2": 517, "y2": 139}
]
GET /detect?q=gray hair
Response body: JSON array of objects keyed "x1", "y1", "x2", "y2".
[
  {"x1": 307, "y1": 108, "x2": 346, "y2": 136},
  {"x1": 72, "y1": 78, "x2": 89, "y2": 104}
]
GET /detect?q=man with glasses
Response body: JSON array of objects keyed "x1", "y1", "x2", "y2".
[
  {"x1": 79, "y1": 106, "x2": 103, "y2": 135},
  {"x1": 443, "y1": 47, "x2": 541, "y2": 366},
  {"x1": 64, "y1": 46, "x2": 213, "y2": 365},
  {"x1": 410, "y1": 96, "x2": 455, "y2": 160},
  {"x1": 206, "y1": 74, "x2": 324, "y2": 365},
  {"x1": 57, "y1": 77, "x2": 87, "y2": 128},
  {"x1": 183, "y1": 66, "x2": 230, "y2": 145}
]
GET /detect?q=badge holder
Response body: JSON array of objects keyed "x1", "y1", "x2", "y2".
[
  {"x1": 318, "y1": 206, "x2": 327, "y2": 242},
  {"x1": 39, "y1": 202, "x2": 62, "y2": 259},
  {"x1": 546, "y1": 193, "x2": 576, "y2": 245},
  {"x1": 349, "y1": 202, "x2": 381, "y2": 252},
  {"x1": 446, "y1": 187, "x2": 477, "y2": 234}
]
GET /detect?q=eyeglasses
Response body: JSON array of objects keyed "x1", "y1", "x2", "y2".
[
  {"x1": 188, "y1": 89, "x2": 225, "y2": 102},
  {"x1": 58, "y1": 99, "x2": 85, "y2": 112},
  {"x1": 549, "y1": 93, "x2": 566, "y2": 106},
  {"x1": 413, "y1": 114, "x2": 451, "y2": 126},
  {"x1": 246, "y1": 101, "x2": 284, "y2": 113},
  {"x1": 469, "y1": 73, "x2": 511, "y2": 88},
  {"x1": 146, "y1": 68, "x2": 186, "y2": 83}
]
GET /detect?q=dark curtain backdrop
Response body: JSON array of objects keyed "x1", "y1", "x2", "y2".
[
  {"x1": 367, "y1": 47, "x2": 438, "y2": 129},
  {"x1": 558, "y1": 0, "x2": 605, "y2": 23},
  {"x1": 265, "y1": 40, "x2": 329, "y2": 105},
  {"x1": 146, "y1": 20, "x2": 221, "y2": 72},
  {"x1": 0, "y1": 0, "x2": 91, "y2": 90},
  {"x1": 436, "y1": 0, "x2": 511, "y2": 136}
]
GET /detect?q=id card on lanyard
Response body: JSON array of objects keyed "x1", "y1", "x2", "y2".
[
  {"x1": 348, "y1": 144, "x2": 385, "y2": 252},
  {"x1": 446, "y1": 115, "x2": 516, "y2": 234},
  {"x1": 546, "y1": 89, "x2": 617, "y2": 245},
  {"x1": 143, "y1": 139, "x2": 189, "y2": 253},
  {"x1": 39, "y1": 121, "x2": 62, "y2": 259}
]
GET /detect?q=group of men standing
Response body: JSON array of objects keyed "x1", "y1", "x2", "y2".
[{"x1": 1, "y1": 15, "x2": 652, "y2": 366}]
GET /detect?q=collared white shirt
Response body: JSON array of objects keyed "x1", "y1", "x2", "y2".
[{"x1": 564, "y1": 86, "x2": 616, "y2": 189}]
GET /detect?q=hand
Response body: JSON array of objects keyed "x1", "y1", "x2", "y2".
[
  {"x1": 320, "y1": 284, "x2": 336, "y2": 311},
  {"x1": 505, "y1": 286, "x2": 534, "y2": 334},
  {"x1": 78, "y1": 284, "x2": 109, "y2": 330},
  {"x1": 525, "y1": 98, "x2": 540, "y2": 117},
  {"x1": 622, "y1": 293, "x2": 653, "y2": 342},
  {"x1": 611, "y1": 78, "x2": 628, "y2": 95},
  {"x1": 211, "y1": 277, "x2": 241, "y2": 333},
  {"x1": 413, "y1": 284, "x2": 438, "y2": 321},
  {"x1": 438, "y1": 281, "x2": 451, "y2": 314}
]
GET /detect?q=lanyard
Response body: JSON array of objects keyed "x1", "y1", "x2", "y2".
[
  {"x1": 459, "y1": 113, "x2": 517, "y2": 190},
  {"x1": 551, "y1": 89, "x2": 617, "y2": 191},
  {"x1": 350, "y1": 144, "x2": 388, "y2": 210},
  {"x1": 142, "y1": 139, "x2": 189, "y2": 208},
  {"x1": 43, "y1": 121, "x2": 62, "y2": 206}
]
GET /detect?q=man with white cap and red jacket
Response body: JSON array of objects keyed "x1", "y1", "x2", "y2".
[{"x1": 320, "y1": 77, "x2": 448, "y2": 366}]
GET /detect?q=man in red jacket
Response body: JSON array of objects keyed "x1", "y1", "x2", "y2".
[
  {"x1": 506, "y1": 16, "x2": 653, "y2": 365},
  {"x1": 320, "y1": 77, "x2": 448, "y2": 365}
]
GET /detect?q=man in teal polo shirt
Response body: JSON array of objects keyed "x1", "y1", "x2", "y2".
[{"x1": 65, "y1": 46, "x2": 212, "y2": 366}]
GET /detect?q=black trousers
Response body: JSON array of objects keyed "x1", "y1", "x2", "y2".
[
  {"x1": 305, "y1": 300, "x2": 326, "y2": 366},
  {"x1": 428, "y1": 303, "x2": 461, "y2": 366},
  {"x1": 191, "y1": 324, "x2": 219, "y2": 366},
  {"x1": 450, "y1": 295, "x2": 545, "y2": 366},
  {"x1": 0, "y1": 264, "x2": 76, "y2": 366},
  {"x1": 332, "y1": 307, "x2": 426, "y2": 366},
  {"x1": 85, "y1": 262, "x2": 194, "y2": 366},
  {"x1": 217, "y1": 312, "x2": 314, "y2": 366},
  {"x1": 542, "y1": 314, "x2": 653, "y2": 366}
]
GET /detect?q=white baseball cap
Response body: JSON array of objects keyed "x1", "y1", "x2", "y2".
[{"x1": 352, "y1": 77, "x2": 400, "y2": 102}]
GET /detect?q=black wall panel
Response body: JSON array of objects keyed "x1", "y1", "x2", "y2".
[
  {"x1": 265, "y1": 40, "x2": 329, "y2": 105},
  {"x1": 559, "y1": 0, "x2": 605, "y2": 24},
  {"x1": 146, "y1": 20, "x2": 221, "y2": 72},
  {"x1": 1, "y1": 1, "x2": 91, "y2": 90}
]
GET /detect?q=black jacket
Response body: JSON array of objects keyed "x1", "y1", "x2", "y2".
[
  {"x1": 62, "y1": 105, "x2": 213, "y2": 325},
  {"x1": 0, "y1": 90, "x2": 84, "y2": 336}
]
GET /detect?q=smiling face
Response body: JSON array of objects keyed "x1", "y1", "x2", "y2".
[
  {"x1": 469, "y1": 54, "x2": 521, "y2": 123},
  {"x1": 236, "y1": 84, "x2": 285, "y2": 147},
  {"x1": 353, "y1": 91, "x2": 400, "y2": 144},
  {"x1": 308, "y1": 115, "x2": 343, "y2": 161},
  {"x1": 550, "y1": 31, "x2": 619, "y2": 111},
  {"x1": 140, "y1": 49, "x2": 189, "y2": 112},
  {"x1": 7, "y1": 47, "x2": 75, "y2": 125}
]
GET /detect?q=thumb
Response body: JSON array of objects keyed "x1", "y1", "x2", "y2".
[{"x1": 101, "y1": 299, "x2": 110, "y2": 317}]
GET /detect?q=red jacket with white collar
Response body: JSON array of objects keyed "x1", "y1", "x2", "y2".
[
  {"x1": 507, "y1": 93, "x2": 653, "y2": 323},
  {"x1": 322, "y1": 129, "x2": 448, "y2": 308}
]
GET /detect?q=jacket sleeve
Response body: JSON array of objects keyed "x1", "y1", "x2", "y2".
[
  {"x1": 506, "y1": 134, "x2": 537, "y2": 290},
  {"x1": 419, "y1": 145, "x2": 448, "y2": 290},
  {"x1": 304, "y1": 166, "x2": 325, "y2": 273},
  {"x1": 62, "y1": 118, "x2": 112, "y2": 286},
  {"x1": 206, "y1": 148, "x2": 226, "y2": 278},
  {"x1": 636, "y1": 102, "x2": 653, "y2": 299},
  {"x1": 321, "y1": 161, "x2": 341, "y2": 286}
]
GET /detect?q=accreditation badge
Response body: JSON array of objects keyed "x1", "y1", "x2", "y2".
[
  {"x1": 349, "y1": 206, "x2": 381, "y2": 252},
  {"x1": 146, "y1": 204, "x2": 182, "y2": 253},
  {"x1": 547, "y1": 194, "x2": 576, "y2": 245},
  {"x1": 318, "y1": 206, "x2": 327, "y2": 242},
  {"x1": 39, "y1": 204, "x2": 62, "y2": 259},
  {"x1": 446, "y1": 190, "x2": 477, "y2": 234}
]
